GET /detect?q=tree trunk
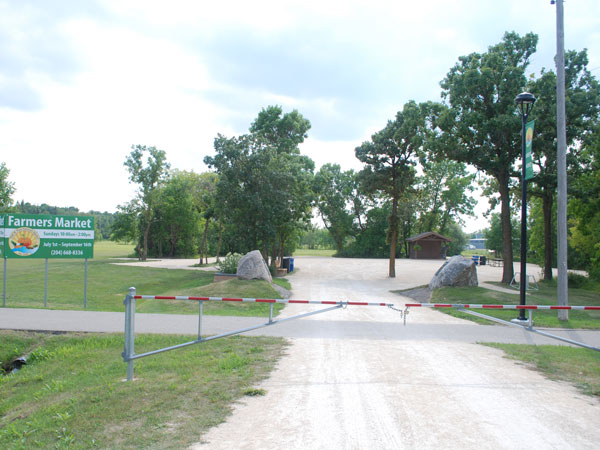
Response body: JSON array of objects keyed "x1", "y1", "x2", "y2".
[
  {"x1": 142, "y1": 223, "x2": 150, "y2": 261},
  {"x1": 388, "y1": 196, "x2": 398, "y2": 278},
  {"x1": 543, "y1": 193, "x2": 554, "y2": 281},
  {"x1": 199, "y1": 219, "x2": 209, "y2": 265},
  {"x1": 498, "y1": 177, "x2": 514, "y2": 283},
  {"x1": 169, "y1": 225, "x2": 176, "y2": 257},
  {"x1": 216, "y1": 221, "x2": 223, "y2": 262}
]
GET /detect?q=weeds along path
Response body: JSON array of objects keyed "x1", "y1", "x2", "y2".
[{"x1": 192, "y1": 256, "x2": 600, "y2": 449}]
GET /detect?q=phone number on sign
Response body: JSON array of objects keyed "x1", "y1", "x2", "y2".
[{"x1": 50, "y1": 250, "x2": 85, "y2": 256}]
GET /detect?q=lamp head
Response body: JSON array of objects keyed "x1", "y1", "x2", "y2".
[{"x1": 515, "y1": 92, "x2": 536, "y2": 117}]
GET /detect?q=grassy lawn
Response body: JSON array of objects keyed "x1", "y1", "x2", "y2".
[
  {"x1": 430, "y1": 281, "x2": 600, "y2": 329},
  {"x1": 0, "y1": 330, "x2": 287, "y2": 449},
  {"x1": 292, "y1": 248, "x2": 336, "y2": 257},
  {"x1": 1, "y1": 241, "x2": 285, "y2": 317},
  {"x1": 483, "y1": 343, "x2": 600, "y2": 397}
]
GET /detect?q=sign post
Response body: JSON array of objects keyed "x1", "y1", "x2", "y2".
[{"x1": 1, "y1": 213, "x2": 95, "y2": 307}]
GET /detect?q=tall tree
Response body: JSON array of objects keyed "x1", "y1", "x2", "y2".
[
  {"x1": 527, "y1": 49, "x2": 600, "y2": 280},
  {"x1": 0, "y1": 162, "x2": 16, "y2": 209},
  {"x1": 205, "y1": 107, "x2": 314, "y2": 264},
  {"x1": 123, "y1": 145, "x2": 170, "y2": 261},
  {"x1": 439, "y1": 31, "x2": 538, "y2": 283},
  {"x1": 416, "y1": 157, "x2": 476, "y2": 234},
  {"x1": 355, "y1": 101, "x2": 423, "y2": 277},
  {"x1": 249, "y1": 105, "x2": 311, "y2": 154},
  {"x1": 570, "y1": 123, "x2": 600, "y2": 280},
  {"x1": 313, "y1": 164, "x2": 357, "y2": 253}
]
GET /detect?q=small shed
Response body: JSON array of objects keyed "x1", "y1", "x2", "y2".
[{"x1": 407, "y1": 232, "x2": 452, "y2": 259}]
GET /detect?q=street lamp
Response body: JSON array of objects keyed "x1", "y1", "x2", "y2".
[{"x1": 515, "y1": 92, "x2": 536, "y2": 321}]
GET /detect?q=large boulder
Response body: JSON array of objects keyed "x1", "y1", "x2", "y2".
[
  {"x1": 429, "y1": 256, "x2": 478, "y2": 290},
  {"x1": 237, "y1": 250, "x2": 272, "y2": 283}
]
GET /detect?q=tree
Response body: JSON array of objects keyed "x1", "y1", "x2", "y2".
[
  {"x1": 485, "y1": 212, "x2": 520, "y2": 259},
  {"x1": 205, "y1": 107, "x2": 315, "y2": 264},
  {"x1": 527, "y1": 49, "x2": 600, "y2": 280},
  {"x1": 0, "y1": 162, "x2": 16, "y2": 209},
  {"x1": 313, "y1": 164, "x2": 357, "y2": 253},
  {"x1": 249, "y1": 105, "x2": 311, "y2": 155},
  {"x1": 439, "y1": 31, "x2": 538, "y2": 283},
  {"x1": 123, "y1": 145, "x2": 170, "y2": 261},
  {"x1": 416, "y1": 157, "x2": 476, "y2": 234},
  {"x1": 570, "y1": 123, "x2": 600, "y2": 280},
  {"x1": 153, "y1": 171, "x2": 201, "y2": 257},
  {"x1": 355, "y1": 101, "x2": 423, "y2": 277}
]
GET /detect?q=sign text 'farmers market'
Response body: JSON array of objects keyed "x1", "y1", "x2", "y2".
[{"x1": 1, "y1": 214, "x2": 94, "y2": 259}]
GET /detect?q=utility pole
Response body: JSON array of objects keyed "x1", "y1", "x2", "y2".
[{"x1": 555, "y1": 0, "x2": 569, "y2": 320}]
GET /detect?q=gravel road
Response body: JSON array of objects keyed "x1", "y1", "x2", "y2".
[{"x1": 192, "y1": 256, "x2": 600, "y2": 450}]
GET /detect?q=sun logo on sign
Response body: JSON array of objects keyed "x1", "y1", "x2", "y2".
[
  {"x1": 526, "y1": 127, "x2": 534, "y2": 146},
  {"x1": 9, "y1": 227, "x2": 41, "y2": 256}
]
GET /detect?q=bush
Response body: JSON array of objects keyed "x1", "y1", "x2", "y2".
[
  {"x1": 567, "y1": 272, "x2": 590, "y2": 289},
  {"x1": 218, "y1": 253, "x2": 243, "y2": 274}
]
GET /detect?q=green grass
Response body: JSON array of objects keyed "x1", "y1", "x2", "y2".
[
  {"x1": 137, "y1": 279, "x2": 284, "y2": 317},
  {"x1": 292, "y1": 248, "x2": 336, "y2": 257},
  {"x1": 483, "y1": 343, "x2": 600, "y2": 397},
  {"x1": 429, "y1": 281, "x2": 600, "y2": 329},
  {"x1": 272, "y1": 277, "x2": 292, "y2": 291},
  {"x1": 0, "y1": 330, "x2": 287, "y2": 449},
  {"x1": 0, "y1": 241, "x2": 285, "y2": 317}
]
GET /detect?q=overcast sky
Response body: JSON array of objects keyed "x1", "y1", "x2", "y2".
[{"x1": 1, "y1": 0, "x2": 599, "y2": 232}]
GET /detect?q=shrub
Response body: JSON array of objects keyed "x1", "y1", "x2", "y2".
[
  {"x1": 567, "y1": 272, "x2": 589, "y2": 289},
  {"x1": 218, "y1": 253, "x2": 243, "y2": 274}
]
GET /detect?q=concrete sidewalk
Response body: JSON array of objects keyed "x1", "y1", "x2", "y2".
[{"x1": 2, "y1": 307, "x2": 600, "y2": 348}]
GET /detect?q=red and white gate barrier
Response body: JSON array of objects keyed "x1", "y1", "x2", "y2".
[
  {"x1": 134, "y1": 295, "x2": 393, "y2": 307},
  {"x1": 123, "y1": 289, "x2": 396, "y2": 381},
  {"x1": 404, "y1": 303, "x2": 600, "y2": 311},
  {"x1": 401, "y1": 301, "x2": 600, "y2": 353}
]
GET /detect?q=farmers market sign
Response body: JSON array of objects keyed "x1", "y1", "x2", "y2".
[{"x1": 1, "y1": 214, "x2": 94, "y2": 259}]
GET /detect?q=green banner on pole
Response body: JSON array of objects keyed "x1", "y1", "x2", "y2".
[
  {"x1": 1, "y1": 214, "x2": 94, "y2": 259},
  {"x1": 525, "y1": 120, "x2": 535, "y2": 180}
]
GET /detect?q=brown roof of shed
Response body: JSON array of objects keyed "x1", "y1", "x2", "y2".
[{"x1": 406, "y1": 231, "x2": 452, "y2": 242}]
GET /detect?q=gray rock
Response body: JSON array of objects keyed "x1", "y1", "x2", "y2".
[
  {"x1": 429, "y1": 256, "x2": 478, "y2": 290},
  {"x1": 237, "y1": 250, "x2": 273, "y2": 283}
]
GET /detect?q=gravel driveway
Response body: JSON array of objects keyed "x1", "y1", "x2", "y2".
[{"x1": 192, "y1": 256, "x2": 600, "y2": 450}]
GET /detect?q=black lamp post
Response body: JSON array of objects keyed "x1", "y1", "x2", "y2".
[{"x1": 515, "y1": 92, "x2": 536, "y2": 321}]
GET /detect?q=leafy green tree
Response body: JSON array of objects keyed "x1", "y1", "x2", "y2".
[
  {"x1": 527, "y1": 49, "x2": 600, "y2": 280},
  {"x1": 355, "y1": 101, "x2": 423, "y2": 277},
  {"x1": 205, "y1": 107, "x2": 314, "y2": 264},
  {"x1": 123, "y1": 145, "x2": 170, "y2": 261},
  {"x1": 416, "y1": 157, "x2": 476, "y2": 234},
  {"x1": 485, "y1": 212, "x2": 520, "y2": 259},
  {"x1": 153, "y1": 171, "x2": 201, "y2": 257},
  {"x1": 313, "y1": 164, "x2": 357, "y2": 253},
  {"x1": 443, "y1": 220, "x2": 469, "y2": 256},
  {"x1": 249, "y1": 105, "x2": 311, "y2": 155},
  {"x1": 0, "y1": 162, "x2": 15, "y2": 209},
  {"x1": 338, "y1": 204, "x2": 387, "y2": 258},
  {"x1": 570, "y1": 124, "x2": 600, "y2": 280},
  {"x1": 111, "y1": 200, "x2": 140, "y2": 252},
  {"x1": 439, "y1": 31, "x2": 538, "y2": 283}
]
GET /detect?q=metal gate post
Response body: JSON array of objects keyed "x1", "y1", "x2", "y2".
[
  {"x1": 198, "y1": 301, "x2": 203, "y2": 340},
  {"x1": 123, "y1": 287, "x2": 136, "y2": 381},
  {"x1": 3, "y1": 257, "x2": 6, "y2": 307}
]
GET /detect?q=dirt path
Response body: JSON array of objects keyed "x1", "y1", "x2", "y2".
[{"x1": 191, "y1": 257, "x2": 600, "y2": 449}]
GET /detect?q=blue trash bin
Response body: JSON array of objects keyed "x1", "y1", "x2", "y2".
[
  {"x1": 472, "y1": 255, "x2": 480, "y2": 265},
  {"x1": 289, "y1": 257, "x2": 294, "y2": 272}
]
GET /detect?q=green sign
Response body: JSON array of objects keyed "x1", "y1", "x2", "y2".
[
  {"x1": 525, "y1": 120, "x2": 535, "y2": 180},
  {"x1": 1, "y1": 214, "x2": 94, "y2": 259}
]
